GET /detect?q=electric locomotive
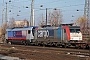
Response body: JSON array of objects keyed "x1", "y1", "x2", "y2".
[
  {"x1": 33, "y1": 25, "x2": 82, "y2": 47},
  {"x1": 5, "y1": 26, "x2": 38, "y2": 45}
]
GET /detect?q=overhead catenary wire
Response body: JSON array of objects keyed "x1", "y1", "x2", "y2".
[
  {"x1": 3, "y1": 0, "x2": 84, "y2": 13},
  {"x1": 0, "y1": 0, "x2": 85, "y2": 26},
  {"x1": 60, "y1": 4, "x2": 84, "y2": 8},
  {"x1": 35, "y1": 0, "x2": 61, "y2": 5}
]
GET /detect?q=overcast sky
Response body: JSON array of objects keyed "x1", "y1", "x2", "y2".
[{"x1": 0, "y1": 0, "x2": 85, "y2": 26}]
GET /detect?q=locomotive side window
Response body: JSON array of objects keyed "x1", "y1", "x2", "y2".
[
  {"x1": 28, "y1": 30, "x2": 31, "y2": 34},
  {"x1": 64, "y1": 29, "x2": 66, "y2": 33}
]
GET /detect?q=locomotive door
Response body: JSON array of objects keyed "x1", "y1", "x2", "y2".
[
  {"x1": 27, "y1": 30, "x2": 31, "y2": 42},
  {"x1": 62, "y1": 29, "x2": 67, "y2": 41},
  {"x1": 62, "y1": 29, "x2": 65, "y2": 40},
  {"x1": 27, "y1": 30, "x2": 34, "y2": 42}
]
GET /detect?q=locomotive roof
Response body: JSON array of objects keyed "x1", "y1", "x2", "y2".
[
  {"x1": 38, "y1": 25, "x2": 80, "y2": 30},
  {"x1": 60, "y1": 23, "x2": 74, "y2": 26},
  {"x1": 38, "y1": 27, "x2": 59, "y2": 29},
  {"x1": 69, "y1": 26, "x2": 80, "y2": 28},
  {"x1": 6, "y1": 26, "x2": 35, "y2": 31}
]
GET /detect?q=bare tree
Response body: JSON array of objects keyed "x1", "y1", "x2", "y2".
[
  {"x1": 75, "y1": 16, "x2": 87, "y2": 29},
  {"x1": 38, "y1": 14, "x2": 46, "y2": 27},
  {"x1": 8, "y1": 18, "x2": 16, "y2": 28},
  {"x1": 38, "y1": 9, "x2": 63, "y2": 27},
  {"x1": 0, "y1": 22, "x2": 8, "y2": 42},
  {"x1": 1, "y1": 22, "x2": 8, "y2": 35},
  {"x1": 48, "y1": 9, "x2": 63, "y2": 27},
  {"x1": 0, "y1": 17, "x2": 15, "y2": 42},
  {"x1": 75, "y1": 16, "x2": 90, "y2": 41}
]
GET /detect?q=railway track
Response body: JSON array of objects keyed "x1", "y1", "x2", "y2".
[
  {"x1": 0, "y1": 43, "x2": 89, "y2": 60},
  {"x1": 0, "y1": 43, "x2": 90, "y2": 57}
]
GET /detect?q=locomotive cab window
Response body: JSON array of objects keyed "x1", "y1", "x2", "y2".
[
  {"x1": 28, "y1": 30, "x2": 31, "y2": 34},
  {"x1": 70, "y1": 29, "x2": 75, "y2": 33},
  {"x1": 76, "y1": 29, "x2": 80, "y2": 33},
  {"x1": 32, "y1": 29, "x2": 35, "y2": 36}
]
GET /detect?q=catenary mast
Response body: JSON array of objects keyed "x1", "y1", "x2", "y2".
[
  {"x1": 30, "y1": 0, "x2": 34, "y2": 26},
  {"x1": 83, "y1": 0, "x2": 90, "y2": 40},
  {"x1": 84, "y1": 0, "x2": 90, "y2": 28}
]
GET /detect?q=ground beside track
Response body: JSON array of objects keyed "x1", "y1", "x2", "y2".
[{"x1": 0, "y1": 44, "x2": 90, "y2": 60}]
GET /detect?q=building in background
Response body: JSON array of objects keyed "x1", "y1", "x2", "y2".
[{"x1": 14, "y1": 20, "x2": 29, "y2": 27}]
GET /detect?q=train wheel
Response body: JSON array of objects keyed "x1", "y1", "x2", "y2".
[
  {"x1": 86, "y1": 44, "x2": 89, "y2": 49},
  {"x1": 42, "y1": 43, "x2": 46, "y2": 47},
  {"x1": 8, "y1": 41, "x2": 12, "y2": 45},
  {"x1": 61, "y1": 43, "x2": 67, "y2": 48},
  {"x1": 38, "y1": 43, "x2": 41, "y2": 46},
  {"x1": 35, "y1": 41, "x2": 38, "y2": 46},
  {"x1": 24, "y1": 41, "x2": 28, "y2": 46},
  {"x1": 5, "y1": 39, "x2": 8, "y2": 44}
]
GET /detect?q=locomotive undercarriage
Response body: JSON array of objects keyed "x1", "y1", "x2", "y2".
[
  {"x1": 31, "y1": 38, "x2": 72, "y2": 48},
  {"x1": 5, "y1": 39, "x2": 89, "y2": 49},
  {"x1": 31, "y1": 39, "x2": 89, "y2": 49}
]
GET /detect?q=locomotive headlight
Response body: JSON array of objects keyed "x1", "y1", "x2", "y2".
[
  {"x1": 79, "y1": 37, "x2": 82, "y2": 40},
  {"x1": 71, "y1": 37, "x2": 73, "y2": 40}
]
